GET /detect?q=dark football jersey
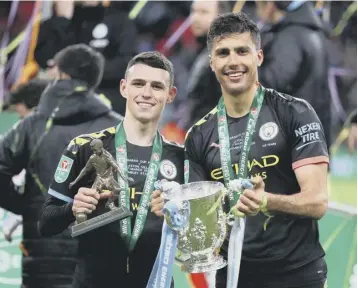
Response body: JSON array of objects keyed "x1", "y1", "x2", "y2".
[
  {"x1": 48, "y1": 127, "x2": 184, "y2": 287},
  {"x1": 185, "y1": 88, "x2": 329, "y2": 272}
]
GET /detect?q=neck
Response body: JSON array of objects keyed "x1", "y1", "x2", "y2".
[
  {"x1": 223, "y1": 84, "x2": 259, "y2": 118},
  {"x1": 122, "y1": 113, "x2": 158, "y2": 147}
]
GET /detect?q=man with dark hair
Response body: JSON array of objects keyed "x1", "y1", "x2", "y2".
[
  {"x1": 53, "y1": 43, "x2": 105, "y2": 90},
  {"x1": 39, "y1": 51, "x2": 184, "y2": 288},
  {"x1": 3, "y1": 79, "x2": 50, "y2": 118},
  {"x1": 184, "y1": 11, "x2": 329, "y2": 288},
  {"x1": 256, "y1": 1, "x2": 332, "y2": 148},
  {"x1": 176, "y1": 0, "x2": 232, "y2": 130},
  {"x1": 1, "y1": 79, "x2": 49, "y2": 243},
  {"x1": 0, "y1": 44, "x2": 121, "y2": 288}
]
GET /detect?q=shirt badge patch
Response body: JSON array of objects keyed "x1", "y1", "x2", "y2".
[
  {"x1": 160, "y1": 160, "x2": 177, "y2": 180},
  {"x1": 259, "y1": 122, "x2": 279, "y2": 141},
  {"x1": 54, "y1": 155, "x2": 74, "y2": 183}
]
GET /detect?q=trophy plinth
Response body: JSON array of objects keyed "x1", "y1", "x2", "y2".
[{"x1": 71, "y1": 206, "x2": 132, "y2": 237}]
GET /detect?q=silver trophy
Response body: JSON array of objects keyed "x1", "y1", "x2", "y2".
[{"x1": 163, "y1": 181, "x2": 227, "y2": 273}]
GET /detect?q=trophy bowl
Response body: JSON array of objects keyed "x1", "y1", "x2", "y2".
[{"x1": 163, "y1": 181, "x2": 227, "y2": 273}]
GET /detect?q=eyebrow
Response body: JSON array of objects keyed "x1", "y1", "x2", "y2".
[
  {"x1": 131, "y1": 78, "x2": 166, "y2": 86},
  {"x1": 214, "y1": 45, "x2": 252, "y2": 54}
]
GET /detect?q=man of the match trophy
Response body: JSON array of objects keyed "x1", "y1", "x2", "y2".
[{"x1": 69, "y1": 139, "x2": 133, "y2": 237}]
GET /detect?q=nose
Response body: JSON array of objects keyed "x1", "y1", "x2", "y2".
[
  {"x1": 227, "y1": 51, "x2": 240, "y2": 68},
  {"x1": 143, "y1": 83, "x2": 152, "y2": 98}
]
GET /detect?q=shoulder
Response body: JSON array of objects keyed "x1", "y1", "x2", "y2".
[
  {"x1": 66, "y1": 126, "x2": 116, "y2": 155},
  {"x1": 185, "y1": 106, "x2": 218, "y2": 141},
  {"x1": 162, "y1": 136, "x2": 184, "y2": 153},
  {"x1": 264, "y1": 88, "x2": 313, "y2": 116}
]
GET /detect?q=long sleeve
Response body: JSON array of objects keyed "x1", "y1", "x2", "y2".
[
  {"x1": 39, "y1": 139, "x2": 87, "y2": 236},
  {"x1": 0, "y1": 120, "x2": 30, "y2": 214},
  {"x1": 39, "y1": 195, "x2": 75, "y2": 236}
]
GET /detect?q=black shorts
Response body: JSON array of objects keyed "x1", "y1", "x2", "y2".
[{"x1": 215, "y1": 257, "x2": 327, "y2": 288}]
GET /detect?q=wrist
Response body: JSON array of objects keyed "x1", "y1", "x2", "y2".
[{"x1": 260, "y1": 192, "x2": 272, "y2": 213}]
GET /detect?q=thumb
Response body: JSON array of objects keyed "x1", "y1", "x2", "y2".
[
  {"x1": 251, "y1": 176, "x2": 265, "y2": 189},
  {"x1": 100, "y1": 190, "x2": 113, "y2": 199}
]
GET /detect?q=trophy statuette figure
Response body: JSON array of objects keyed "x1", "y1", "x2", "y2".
[{"x1": 69, "y1": 139, "x2": 133, "y2": 237}]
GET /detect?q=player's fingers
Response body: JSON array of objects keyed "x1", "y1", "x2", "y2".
[
  {"x1": 151, "y1": 196, "x2": 164, "y2": 206},
  {"x1": 240, "y1": 195, "x2": 259, "y2": 212},
  {"x1": 75, "y1": 193, "x2": 99, "y2": 206},
  {"x1": 72, "y1": 205, "x2": 93, "y2": 215},
  {"x1": 73, "y1": 207, "x2": 92, "y2": 215},
  {"x1": 236, "y1": 202, "x2": 251, "y2": 215},
  {"x1": 243, "y1": 190, "x2": 261, "y2": 205},
  {"x1": 99, "y1": 191, "x2": 113, "y2": 199},
  {"x1": 79, "y1": 188, "x2": 100, "y2": 200},
  {"x1": 73, "y1": 200, "x2": 96, "y2": 211},
  {"x1": 151, "y1": 190, "x2": 162, "y2": 200},
  {"x1": 150, "y1": 201, "x2": 164, "y2": 212}
]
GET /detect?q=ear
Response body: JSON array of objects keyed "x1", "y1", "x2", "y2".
[
  {"x1": 119, "y1": 79, "x2": 127, "y2": 99},
  {"x1": 166, "y1": 86, "x2": 177, "y2": 104},
  {"x1": 257, "y1": 49, "x2": 264, "y2": 67},
  {"x1": 209, "y1": 55, "x2": 215, "y2": 72}
]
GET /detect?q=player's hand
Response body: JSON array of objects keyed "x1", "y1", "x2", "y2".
[
  {"x1": 72, "y1": 188, "x2": 100, "y2": 216},
  {"x1": 150, "y1": 190, "x2": 164, "y2": 217},
  {"x1": 235, "y1": 176, "x2": 266, "y2": 216}
]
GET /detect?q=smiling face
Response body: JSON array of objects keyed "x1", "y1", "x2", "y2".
[
  {"x1": 210, "y1": 32, "x2": 263, "y2": 97},
  {"x1": 120, "y1": 64, "x2": 177, "y2": 123}
]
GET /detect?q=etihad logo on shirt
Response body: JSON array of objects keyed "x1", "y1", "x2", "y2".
[{"x1": 210, "y1": 154, "x2": 279, "y2": 180}]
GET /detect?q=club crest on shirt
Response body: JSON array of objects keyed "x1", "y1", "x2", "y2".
[
  {"x1": 54, "y1": 155, "x2": 74, "y2": 183},
  {"x1": 259, "y1": 122, "x2": 279, "y2": 141},
  {"x1": 160, "y1": 160, "x2": 177, "y2": 180}
]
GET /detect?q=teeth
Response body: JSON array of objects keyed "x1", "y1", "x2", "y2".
[
  {"x1": 228, "y1": 72, "x2": 243, "y2": 77},
  {"x1": 138, "y1": 103, "x2": 153, "y2": 108}
]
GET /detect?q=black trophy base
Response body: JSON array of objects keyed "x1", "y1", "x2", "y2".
[{"x1": 71, "y1": 206, "x2": 132, "y2": 237}]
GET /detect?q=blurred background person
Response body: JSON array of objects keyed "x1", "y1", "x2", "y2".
[
  {"x1": 2, "y1": 78, "x2": 49, "y2": 118},
  {"x1": 34, "y1": 0, "x2": 138, "y2": 116},
  {"x1": 1, "y1": 78, "x2": 49, "y2": 242},
  {"x1": 175, "y1": 0, "x2": 232, "y2": 131},
  {"x1": 256, "y1": 1, "x2": 332, "y2": 147},
  {"x1": 0, "y1": 44, "x2": 121, "y2": 288}
]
